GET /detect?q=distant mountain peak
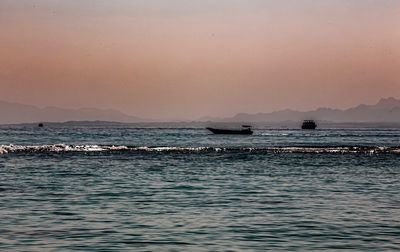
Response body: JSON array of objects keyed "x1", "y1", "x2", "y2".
[{"x1": 375, "y1": 97, "x2": 400, "y2": 109}]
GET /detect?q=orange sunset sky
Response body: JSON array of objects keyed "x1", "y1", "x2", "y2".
[{"x1": 0, "y1": 0, "x2": 399, "y2": 120}]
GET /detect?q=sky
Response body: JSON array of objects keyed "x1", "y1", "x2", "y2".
[{"x1": 0, "y1": 0, "x2": 399, "y2": 120}]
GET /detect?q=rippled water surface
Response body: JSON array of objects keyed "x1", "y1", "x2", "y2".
[{"x1": 1, "y1": 126, "x2": 400, "y2": 251}]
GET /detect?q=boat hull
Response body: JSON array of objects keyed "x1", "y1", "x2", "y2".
[
  {"x1": 301, "y1": 125, "x2": 317, "y2": 130},
  {"x1": 206, "y1": 127, "x2": 253, "y2": 135}
]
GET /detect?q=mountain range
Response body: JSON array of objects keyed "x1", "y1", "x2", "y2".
[
  {"x1": 223, "y1": 97, "x2": 400, "y2": 123},
  {"x1": 0, "y1": 101, "x2": 147, "y2": 124},
  {"x1": 1, "y1": 97, "x2": 400, "y2": 124}
]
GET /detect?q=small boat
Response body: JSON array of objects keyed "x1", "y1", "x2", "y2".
[
  {"x1": 206, "y1": 125, "x2": 253, "y2": 135},
  {"x1": 38, "y1": 123, "x2": 44, "y2": 127},
  {"x1": 301, "y1": 120, "x2": 317, "y2": 129}
]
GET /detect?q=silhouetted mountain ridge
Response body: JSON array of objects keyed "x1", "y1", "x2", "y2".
[
  {"x1": 0, "y1": 100, "x2": 148, "y2": 124},
  {"x1": 1, "y1": 97, "x2": 400, "y2": 124},
  {"x1": 227, "y1": 97, "x2": 400, "y2": 123}
]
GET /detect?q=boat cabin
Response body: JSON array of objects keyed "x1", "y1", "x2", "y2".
[{"x1": 301, "y1": 120, "x2": 317, "y2": 130}]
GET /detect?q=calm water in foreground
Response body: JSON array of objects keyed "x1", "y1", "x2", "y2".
[{"x1": 0, "y1": 126, "x2": 399, "y2": 251}]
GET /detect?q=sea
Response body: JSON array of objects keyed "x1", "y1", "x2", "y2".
[{"x1": 0, "y1": 125, "x2": 399, "y2": 251}]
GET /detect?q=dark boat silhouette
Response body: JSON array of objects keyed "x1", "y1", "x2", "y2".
[
  {"x1": 206, "y1": 125, "x2": 253, "y2": 135},
  {"x1": 301, "y1": 120, "x2": 317, "y2": 129},
  {"x1": 38, "y1": 123, "x2": 44, "y2": 127}
]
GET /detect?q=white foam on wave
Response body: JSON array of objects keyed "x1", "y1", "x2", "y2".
[
  {"x1": 0, "y1": 144, "x2": 128, "y2": 154},
  {"x1": 132, "y1": 146, "x2": 209, "y2": 152},
  {"x1": 261, "y1": 133, "x2": 290, "y2": 136},
  {"x1": 0, "y1": 144, "x2": 399, "y2": 154}
]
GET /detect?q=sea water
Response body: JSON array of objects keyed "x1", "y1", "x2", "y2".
[{"x1": 0, "y1": 125, "x2": 399, "y2": 251}]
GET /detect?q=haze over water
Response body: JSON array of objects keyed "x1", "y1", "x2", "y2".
[{"x1": 1, "y1": 0, "x2": 399, "y2": 120}]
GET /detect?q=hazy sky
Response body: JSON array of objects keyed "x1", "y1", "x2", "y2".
[{"x1": 0, "y1": 0, "x2": 399, "y2": 120}]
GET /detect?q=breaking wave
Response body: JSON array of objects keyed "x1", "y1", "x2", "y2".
[{"x1": 1, "y1": 144, "x2": 400, "y2": 155}]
